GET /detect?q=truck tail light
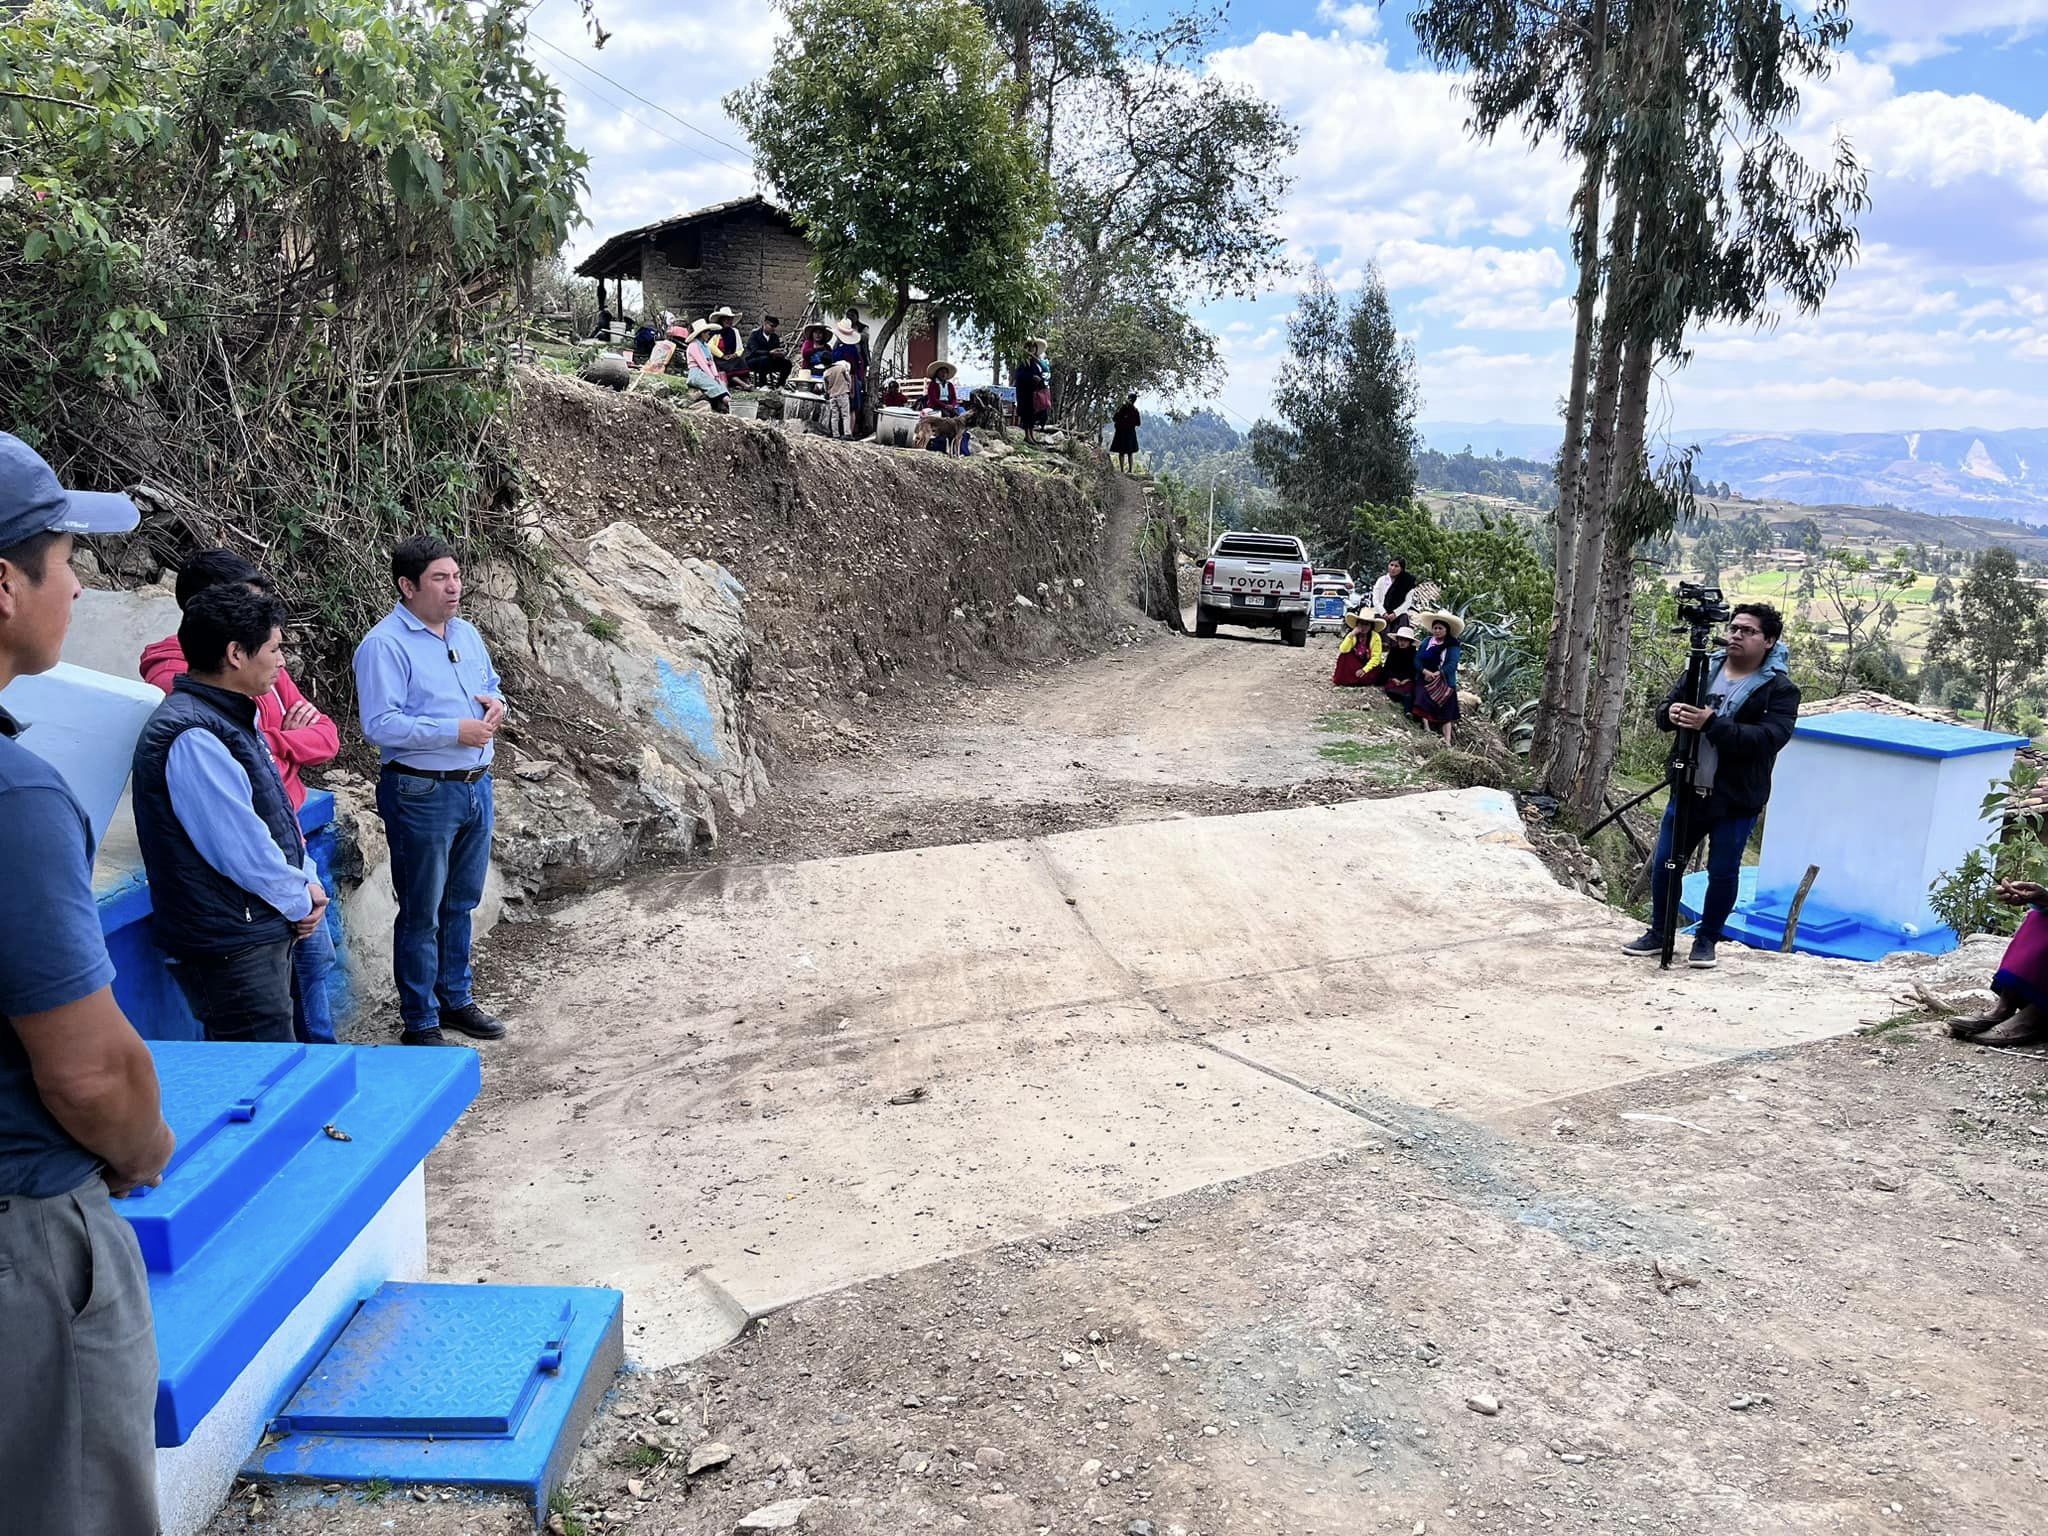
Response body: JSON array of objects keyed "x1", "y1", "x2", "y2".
[
  {"x1": 1300, "y1": 565, "x2": 1313, "y2": 593},
  {"x1": 1202, "y1": 559, "x2": 1216, "y2": 589}
]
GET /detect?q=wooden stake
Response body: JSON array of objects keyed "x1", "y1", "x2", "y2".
[{"x1": 1781, "y1": 863, "x2": 1820, "y2": 952}]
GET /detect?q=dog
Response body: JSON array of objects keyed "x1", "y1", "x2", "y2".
[{"x1": 911, "y1": 410, "x2": 969, "y2": 456}]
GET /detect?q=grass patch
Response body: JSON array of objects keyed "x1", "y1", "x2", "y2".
[
  {"x1": 1315, "y1": 710, "x2": 1370, "y2": 735},
  {"x1": 625, "y1": 1444, "x2": 666, "y2": 1470},
  {"x1": 585, "y1": 614, "x2": 623, "y2": 644},
  {"x1": 1318, "y1": 739, "x2": 1406, "y2": 768},
  {"x1": 550, "y1": 1490, "x2": 588, "y2": 1536},
  {"x1": 360, "y1": 1479, "x2": 392, "y2": 1505},
  {"x1": 1862, "y1": 1010, "x2": 1931, "y2": 1038}
]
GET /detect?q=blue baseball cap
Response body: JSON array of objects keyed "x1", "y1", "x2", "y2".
[{"x1": 0, "y1": 432, "x2": 139, "y2": 550}]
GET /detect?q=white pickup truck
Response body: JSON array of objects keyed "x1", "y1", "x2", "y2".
[{"x1": 1194, "y1": 531, "x2": 1314, "y2": 647}]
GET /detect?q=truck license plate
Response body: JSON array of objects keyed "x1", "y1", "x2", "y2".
[{"x1": 1237, "y1": 593, "x2": 1272, "y2": 606}]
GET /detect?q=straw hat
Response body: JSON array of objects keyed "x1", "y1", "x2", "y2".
[
  {"x1": 1344, "y1": 607, "x2": 1385, "y2": 630},
  {"x1": 832, "y1": 320, "x2": 862, "y2": 344},
  {"x1": 925, "y1": 359, "x2": 957, "y2": 380},
  {"x1": 689, "y1": 318, "x2": 719, "y2": 339},
  {"x1": 709, "y1": 305, "x2": 739, "y2": 322},
  {"x1": 1420, "y1": 609, "x2": 1466, "y2": 640}
]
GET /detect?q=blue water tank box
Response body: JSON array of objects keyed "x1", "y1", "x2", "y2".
[{"x1": 130, "y1": 1041, "x2": 479, "y2": 1536}]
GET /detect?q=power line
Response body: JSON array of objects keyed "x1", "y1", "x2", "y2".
[
  {"x1": 527, "y1": 29, "x2": 755, "y2": 172},
  {"x1": 527, "y1": 38, "x2": 749, "y2": 178}
]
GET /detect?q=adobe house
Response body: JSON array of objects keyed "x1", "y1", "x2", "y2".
[
  {"x1": 577, "y1": 194, "x2": 813, "y2": 337},
  {"x1": 577, "y1": 194, "x2": 950, "y2": 380}
]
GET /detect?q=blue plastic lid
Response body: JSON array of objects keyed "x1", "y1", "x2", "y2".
[
  {"x1": 1793, "y1": 709, "x2": 2029, "y2": 760},
  {"x1": 273, "y1": 1285, "x2": 573, "y2": 1438}
]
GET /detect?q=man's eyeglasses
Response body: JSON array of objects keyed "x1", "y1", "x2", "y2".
[{"x1": 1726, "y1": 624, "x2": 1765, "y2": 637}]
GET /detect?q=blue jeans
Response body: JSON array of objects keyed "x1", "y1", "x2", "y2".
[
  {"x1": 1649, "y1": 798, "x2": 1757, "y2": 942},
  {"x1": 292, "y1": 916, "x2": 339, "y2": 1045},
  {"x1": 377, "y1": 770, "x2": 494, "y2": 1035}
]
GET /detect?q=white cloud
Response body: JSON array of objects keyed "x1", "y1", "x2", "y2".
[
  {"x1": 1851, "y1": 0, "x2": 2048, "y2": 55},
  {"x1": 1313, "y1": 1, "x2": 1380, "y2": 38},
  {"x1": 1206, "y1": 29, "x2": 1578, "y2": 254}
]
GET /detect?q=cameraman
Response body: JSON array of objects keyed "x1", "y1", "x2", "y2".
[{"x1": 1622, "y1": 601, "x2": 1799, "y2": 970}]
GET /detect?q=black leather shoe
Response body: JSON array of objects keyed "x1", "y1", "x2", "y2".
[
  {"x1": 400, "y1": 1027, "x2": 461, "y2": 1047},
  {"x1": 439, "y1": 1002, "x2": 507, "y2": 1040}
]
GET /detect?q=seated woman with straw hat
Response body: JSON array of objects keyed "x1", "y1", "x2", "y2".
[
  {"x1": 682, "y1": 320, "x2": 732, "y2": 414},
  {"x1": 1330, "y1": 606, "x2": 1385, "y2": 687},
  {"x1": 707, "y1": 306, "x2": 751, "y2": 386},
  {"x1": 1381, "y1": 618, "x2": 1419, "y2": 712},
  {"x1": 918, "y1": 360, "x2": 971, "y2": 455},
  {"x1": 1411, "y1": 609, "x2": 1465, "y2": 743}
]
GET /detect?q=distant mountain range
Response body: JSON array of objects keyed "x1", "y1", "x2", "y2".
[{"x1": 1420, "y1": 421, "x2": 2048, "y2": 525}]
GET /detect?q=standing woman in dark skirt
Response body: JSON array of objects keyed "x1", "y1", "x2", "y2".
[
  {"x1": 1110, "y1": 393, "x2": 1141, "y2": 472},
  {"x1": 1014, "y1": 338, "x2": 1050, "y2": 444}
]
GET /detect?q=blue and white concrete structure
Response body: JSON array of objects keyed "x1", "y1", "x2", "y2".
[{"x1": 1683, "y1": 709, "x2": 2030, "y2": 960}]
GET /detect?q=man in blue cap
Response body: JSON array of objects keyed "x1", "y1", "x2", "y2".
[{"x1": 0, "y1": 433, "x2": 174, "y2": 1533}]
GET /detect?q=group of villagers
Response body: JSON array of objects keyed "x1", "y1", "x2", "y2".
[{"x1": 1329, "y1": 556, "x2": 1465, "y2": 745}]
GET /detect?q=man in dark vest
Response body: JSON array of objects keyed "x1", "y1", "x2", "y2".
[{"x1": 131, "y1": 583, "x2": 329, "y2": 1042}]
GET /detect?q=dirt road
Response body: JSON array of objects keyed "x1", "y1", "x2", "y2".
[
  {"x1": 716, "y1": 624, "x2": 1428, "y2": 866},
  {"x1": 217, "y1": 630, "x2": 2048, "y2": 1536}
]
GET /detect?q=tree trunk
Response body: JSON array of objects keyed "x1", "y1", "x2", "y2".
[
  {"x1": 1572, "y1": 523, "x2": 1641, "y2": 826},
  {"x1": 864, "y1": 283, "x2": 912, "y2": 439},
  {"x1": 1570, "y1": 333, "x2": 1658, "y2": 825},
  {"x1": 1010, "y1": 1, "x2": 1035, "y2": 126},
  {"x1": 1531, "y1": 0, "x2": 1610, "y2": 777},
  {"x1": 1544, "y1": 177, "x2": 1640, "y2": 803}
]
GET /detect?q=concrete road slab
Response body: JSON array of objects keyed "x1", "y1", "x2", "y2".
[{"x1": 436, "y1": 790, "x2": 1900, "y2": 1368}]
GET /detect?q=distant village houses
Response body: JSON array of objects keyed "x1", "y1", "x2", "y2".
[{"x1": 576, "y1": 194, "x2": 951, "y2": 381}]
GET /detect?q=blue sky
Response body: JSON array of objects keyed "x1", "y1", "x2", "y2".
[{"x1": 536, "y1": 0, "x2": 2048, "y2": 440}]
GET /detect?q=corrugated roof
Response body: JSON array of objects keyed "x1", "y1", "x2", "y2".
[
  {"x1": 1802, "y1": 690, "x2": 1960, "y2": 724},
  {"x1": 574, "y1": 195, "x2": 798, "y2": 280}
]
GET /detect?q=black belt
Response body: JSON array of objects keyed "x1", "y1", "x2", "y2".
[{"x1": 385, "y1": 762, "x2": 490, "y2": 784}]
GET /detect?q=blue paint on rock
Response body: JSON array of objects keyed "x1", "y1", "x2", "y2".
[{"x1": 652, "y1": 658, "x2": 721, "y2": 760}]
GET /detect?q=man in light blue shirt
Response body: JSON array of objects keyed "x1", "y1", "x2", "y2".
[
  {"x1": 353, "y1": 534, "x2": 507, "y2": 1047},
  {"x1": 130, "y1": 584, "x2": 329, "y2": 1043}
]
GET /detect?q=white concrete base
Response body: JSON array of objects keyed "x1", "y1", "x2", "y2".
[{"x1": 156, "y1": 1167, "x2": 428, "y2": 1536}]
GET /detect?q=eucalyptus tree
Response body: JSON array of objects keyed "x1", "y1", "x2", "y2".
[{"x1": 1414, "y1": 0, "x2": 1866, "y2": 821}]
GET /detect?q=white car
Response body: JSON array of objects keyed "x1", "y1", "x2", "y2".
[{"x1": 1194, "y1": 532, "x2": 1314, "y2": 647}]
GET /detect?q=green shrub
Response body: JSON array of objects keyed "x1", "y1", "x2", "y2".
[{"x1": 1928, "y1": 765, "x2": 2048, "y2": 936}]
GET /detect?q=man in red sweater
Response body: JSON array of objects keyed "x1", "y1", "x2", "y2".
[{"x1": 141, "y1": 549, "x2": 343, "y2": 1043}]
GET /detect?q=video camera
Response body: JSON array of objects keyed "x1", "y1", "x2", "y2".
[{"x1": 1674, "y1": 580, "x2": 1732, "y2": 631}]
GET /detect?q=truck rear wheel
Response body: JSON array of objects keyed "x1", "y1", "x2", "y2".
[
  {"x1": 1284, "y1": 618, "x2": 1309, "y2": 648},
  {"x1": 1194, "y1": 610, "x2": 1217, "y2": 638}
]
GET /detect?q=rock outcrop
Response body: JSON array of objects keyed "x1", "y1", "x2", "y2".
[{"x1": 467, "y1": 521, "x2": 768, "y2": 900}]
